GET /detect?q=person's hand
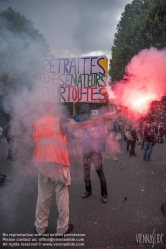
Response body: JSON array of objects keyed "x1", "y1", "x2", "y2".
[
  {"x1": 103, "y1": 91, "x2": 109, "y2": 105},
  {"x1": 73, "y1": 100, "x2": 79, "y2": 105},
  {"x1": 73, "y1": 97, "x2": 82, "y2": 105}
]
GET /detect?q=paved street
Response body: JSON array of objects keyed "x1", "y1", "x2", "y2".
[{"x1": 0, "y1": 136, "x2": 166, "y2": 249}]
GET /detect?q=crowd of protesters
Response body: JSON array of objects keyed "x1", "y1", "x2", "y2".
[
  {"x1": 67, "y1": 113, "x2": 166, "y2": 163},
  {"x1": 0, "y1": 117, "x2": 15, "y2": 186},
  {"x1": 1, "y1": 102, "x2": 166, "y2": 235},
  {"x1": 122, "y1": 118, "x2": 166, "y2": 161}
]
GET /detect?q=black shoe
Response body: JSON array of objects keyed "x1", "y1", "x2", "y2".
[
  {"x1": 102, "y1": 195, "x2": 108, "y2": 203},
  {"x1": 82, "y1": 191, "x2": 91, "y2": 198},
  {"x1": 10, "y1": 158, "x2": 14, "y2": 161},
  {"x1": 7, "y1": 156, "x2": 10, "y2": 159}
]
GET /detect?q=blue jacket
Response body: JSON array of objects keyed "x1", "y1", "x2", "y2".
[{"x1": 73, "y1": 115, "x2": 106, "y2": 153}]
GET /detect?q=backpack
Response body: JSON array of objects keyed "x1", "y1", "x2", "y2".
[
  {"x1": 125, "y1": 130, "x2": 133, "y2": 141},
  {"x1": 145, "y1": 126, "x2": 154, "y2": 138}
]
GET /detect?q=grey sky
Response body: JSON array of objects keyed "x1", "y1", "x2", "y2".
[{"x1": 0, "y1": 0, "x2": 132, "y2": 59}]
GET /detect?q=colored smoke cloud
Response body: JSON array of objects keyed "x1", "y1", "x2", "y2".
[{"x1": 111, "y1": 47, "x2": 166, "y2": 119}]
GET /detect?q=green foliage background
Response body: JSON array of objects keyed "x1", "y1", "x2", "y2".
[
  {"x1": 110, "y1": 0, "x2": 166, "y2": 81},
  {"x1": 0, "y1": 7, "x2": 50, "y2": 94}
]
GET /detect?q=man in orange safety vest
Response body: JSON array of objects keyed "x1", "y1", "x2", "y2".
[{"x1": 32, "y1": 101, "x2": 118, "y2": 236}]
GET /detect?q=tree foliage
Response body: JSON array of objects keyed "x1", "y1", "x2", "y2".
[
  {"x1": 110, "y1": 0, "x2": 166, "y2": 81},
  {"x1": 0, "y1": 7, "x2": 50, "y2": 93}
]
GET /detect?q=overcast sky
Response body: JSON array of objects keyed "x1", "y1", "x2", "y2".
[{"x1": 0, "y1": 0, "x2": 132, "y2": 59}]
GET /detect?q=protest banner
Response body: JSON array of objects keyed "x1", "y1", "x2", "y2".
[{"x1": 41, "y1": 55, "x2": 108, "y2": 102}]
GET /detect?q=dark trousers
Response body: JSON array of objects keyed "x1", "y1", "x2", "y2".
[
  {"x1": 126, "y1": 141, "x2": 131, "y2": 152},
  {"x1": 7, "y1": 137, "x2": 15, "y2": 159},
  {"x1": 141, "y1": 139, "x2": 145, "y2": 149},
  {"x1": 143, "y1": 141, "x2": 153, "y2": 160},
  {"x1": 127, "y1": 141, "x2": 136, "y2": 155},
  {"x1": 83, "y1": 151, "x2": 107, "y2": 196},
  {"x1": 159, "y1": 135, "x2": 164, "y2": 143},
  {"x1": 130, "y1": 141, "x2": 136, "y2": 155}
]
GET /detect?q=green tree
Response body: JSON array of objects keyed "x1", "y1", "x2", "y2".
[
  {"x1": 110, "y1": 0, "x2": 166, "y2": 81},
  {"x1": 0, "y1": 7, "x2": 50, "y2": 93}
]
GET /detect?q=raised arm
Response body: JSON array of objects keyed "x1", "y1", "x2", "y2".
[
  {"x1": 73, "y1": 102, "x2": 77, "y2": 117},
  {"x1": 69, "y1": 111, "x2": 118, "y2": 131},
  {"x1": 73, "y1": 100, "x2": 81, "y2": 117}
]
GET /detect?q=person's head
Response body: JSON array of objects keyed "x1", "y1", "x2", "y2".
[
  {"x1": 90, "y1": 109, "x2": 99, "y2": 119},
  {"x1": 146, "y1": 120, "x2": 152, "y2": 127},
  {"x1": 42, "y1": 101, "x2": 56, "y2": 117},
  {"x1": 128, "y1": 123, "x2": 132, "y2": 129}
]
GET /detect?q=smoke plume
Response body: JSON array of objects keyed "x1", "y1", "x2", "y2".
[{"x1": 111, "y1": 47, "x2": 166, "y2": 120}]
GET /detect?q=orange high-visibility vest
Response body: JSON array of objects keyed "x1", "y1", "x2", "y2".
[{"x1": 32, "y1": 116, "x2": 70, "y2": 166}]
